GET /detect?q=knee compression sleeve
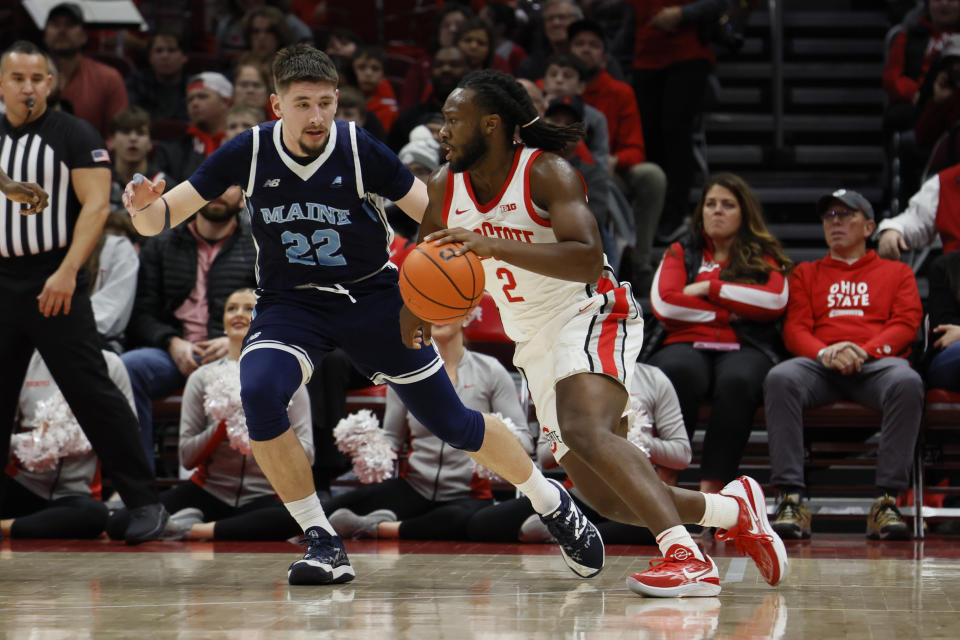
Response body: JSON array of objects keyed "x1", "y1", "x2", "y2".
[
  {"x1": 239, "y1": 348, "x2": 305, "y2": 441},
  {"x1": 391, "y1": 369, "x2": 486, "y2": 451}
]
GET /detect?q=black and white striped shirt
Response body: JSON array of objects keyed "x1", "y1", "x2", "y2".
[{"x1": 0, "y1": 109, "x2": 110, "y2": 262}]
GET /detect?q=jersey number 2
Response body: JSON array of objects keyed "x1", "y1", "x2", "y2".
[
  {"x1": 496, "y1": 268, "x2": 525, "y2": 302},
  {"x1": 281, "y1": 230, "x2": 347, "y2": 266}
]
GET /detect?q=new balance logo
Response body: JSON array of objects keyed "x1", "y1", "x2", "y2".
[
  {"x1": 263, "y1": 179, "x2": 281, "y2": 188},
  {"x1": 331, "y1": 176, "x2": 343, "y2": 187}
]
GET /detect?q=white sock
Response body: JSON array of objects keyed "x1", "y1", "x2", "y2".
[
  {"x1": 284, "y1": 493, "x2": 336, "y2": 536},
  {"x1": 697, "y1": 493, "x2": 741, "y2": 529},
  {"x1": 656, "y1": 525, "x2": 704, "y2": 561},
  {"x1": 516, "y1": 466, "x2": 562, "y2": 514}
]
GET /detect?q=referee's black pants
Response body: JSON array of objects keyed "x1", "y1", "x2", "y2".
[{"x1": 0, "y1": 267, "x2": 158, "y2": 508}]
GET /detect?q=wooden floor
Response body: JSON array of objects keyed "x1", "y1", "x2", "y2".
[{"x1": 2, "y1": 535, "x2": 959, "y2": 639}]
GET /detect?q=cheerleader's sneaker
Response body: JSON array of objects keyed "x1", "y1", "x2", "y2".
[
  {"x1": 715, "y1": 475, "x2": 789, "y2": 586},
  {"x1": 626, "y1": 545, "x2": 721, "y2": 598},
  {"x1": 288, "y1": 526, "x2": 355, "y2": 585}
]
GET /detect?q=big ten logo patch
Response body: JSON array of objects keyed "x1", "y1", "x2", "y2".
[
  {"x1": 500, "y1": 202, "x2": 517, "y2": 213},
  {"x1": 827, "y1": 280, "x2": 869, "y2": 317}
]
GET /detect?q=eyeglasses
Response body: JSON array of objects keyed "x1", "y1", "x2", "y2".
[{"x1": 820, "y1": 208, "x2": 858, "y2": 223}]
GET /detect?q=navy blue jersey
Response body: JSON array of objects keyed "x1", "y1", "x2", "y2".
[{"x1": 190, "y1": 119, "x2": 414, "y2": 290}]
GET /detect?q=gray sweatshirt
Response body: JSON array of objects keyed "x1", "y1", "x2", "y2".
[
  {"x1": 178, "y1": 358, "x2": 312, "y2": 507},
  {"x1": 383, "y1": 349, "x2": 532, "y2": 502}
]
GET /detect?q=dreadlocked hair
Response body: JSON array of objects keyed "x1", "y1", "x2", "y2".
[{"x1": 458, "y1": 70, "x2": 584, "y2": 153}]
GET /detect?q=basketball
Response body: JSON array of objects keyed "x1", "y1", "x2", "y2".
[{"x1": 399, "y1": 241, "x2": 486, "y2": 323}]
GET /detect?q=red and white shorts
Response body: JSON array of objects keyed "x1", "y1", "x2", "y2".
[{"x1": 514, "y1": 283, "x2": 644, "y2": 462}]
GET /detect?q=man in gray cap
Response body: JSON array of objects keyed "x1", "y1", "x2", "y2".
[
  {"x1": 762, "y1": 189, "x2": 924, "y2": 541},
  {"x1": 43, "y1": 2, "x2": 129, "y2": 138}
]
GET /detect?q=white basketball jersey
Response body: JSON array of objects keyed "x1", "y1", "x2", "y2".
[{"x1": 443, "y1": 146, "x2": 606, "y2": 343}]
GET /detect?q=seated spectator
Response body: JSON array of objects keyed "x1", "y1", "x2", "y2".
[
  {"x1": 542, "y1": 53, "x2": 609, "y2": 188},
  {"x1": 480, "y1": 1, "x2": 528, "y2": 74},
  {"x1": 3, "y1": 349, "x2": 134, "y2": 539},
  {"x1": 225, "y1": 104, "x2": 266, "y2": 141},
  {"x1": 43, "y1": 2, "x2": 129, "y2": 138},
  {"x1": 454, "y1": 18, "x2": 512, "y2": 73},
  {"x1": 626, "y1": 0, "x2": 724, "y2": 243},
  {"x1": 389, "y1": 46, "x2": 471, "y2": 151},
  {"x1": 926, "y1": 251, "x2": 960, "y2": 391},
  {"x1": 466, "y1": 362, "x2": 691, "y2": 544},
  {"x1": 399, "y1": 4, "x2": 473, "y2": 110},
  {"x1": 568, "y1": 20, "x2": 667, "y2": 292},
  {"x1": 877, "y1": 161, "x2": 960, "y2": 259},
  {"x1": 125, "y1": 29, "x2": 189, "y2": 122},
  {"x1": 884, "y1": 0, "x2": 960, "y2": 130},
  {"x1": 324, "y1": 27, "x2": 360, "y2": 59},
  {"x1": 108, "y1": 289, "x2": 310, "y2": 541},
  {"x1": 765, "y1": 189, "x2": 923, "y2": 541},
  {"x1": 232, "y1": 53, "x2": 277, "y2": 120},
  {"x1": 352, "y1": 45, "x2": 398, "y2": 132},
  {"x1": 324, "y1": 316, "x2": 532, "y2": 540},
  {"x1": 242, "y1": 4, "x2": 292, "y2": 66},
  {"x1": 516, "y1": 0, "x2": 582, "y2": 80},
  {"x1": 106, "y1": 107, "x2": 167, "y2": 213},
  {"x1": 216, "y1": 0, "x2": 312, "y2": 61},
  {"x1": 913, "y1": 43, "x2": 960, "y2": 148},
  {"x1": 647, "y1": 173, "x2": 792, "y2": 494},
  {"x1": 121, "y1": 186, "x2": 257, "y2": 466},
  {"x1": 336, "y1": 86, "x2": 387, "y2": 142},
  {"x1": 156, "y1": 72, "x2": 233, "y2": 185}
]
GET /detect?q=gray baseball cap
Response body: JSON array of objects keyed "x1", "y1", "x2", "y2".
[{"x1": 816, "y1": 188, "x2": 874, "y2": 220}]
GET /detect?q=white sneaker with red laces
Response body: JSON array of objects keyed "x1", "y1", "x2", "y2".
[
  {"x1": 715, "y1": 475, "x2": 789, "y2": 586},
  {"x1": 626, "y1": 544, "x2": 721, "y2": 597}
]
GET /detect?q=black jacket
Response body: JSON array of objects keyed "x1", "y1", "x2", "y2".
[{"x1": 126, "y1": 218, "x2": 257, "y2": 350}]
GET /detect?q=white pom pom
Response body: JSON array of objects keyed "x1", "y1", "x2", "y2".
[
  {"x1": 333, "y1": 410, "x2": 396, "y2": 484},
  {"x1": 203, "y1": 360, "x2": 251, "y2": 455},
  {"x1": 626, "y1": 395, "x2": 653, "y2": 458},
  {"x1": 12, "y1": 392, "x2": 91, "y2": 473}
]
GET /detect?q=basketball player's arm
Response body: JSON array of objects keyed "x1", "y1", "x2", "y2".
[
  {"x1": 393, "y1": 176, "x2": 429, "y2": 223},
  {"x1": 426, "y1": 154, "x2": 604, "y2": 283},
  {"x1": 399, "y1": 169, "x2": 451, "y2": 348},
  {"x1": 122, "y1": 175, "x2": 210, "y2": 237},
  {"x1": 37, "y1": 167, "x2": 111, "y2": 317},
  {"x1": 0, "y1": 169, "x2": 48, "y2": 215}
]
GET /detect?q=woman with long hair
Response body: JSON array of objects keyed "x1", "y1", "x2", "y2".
[{"x1": 647, "y1": 173, "x2": 793, "y2": 494}]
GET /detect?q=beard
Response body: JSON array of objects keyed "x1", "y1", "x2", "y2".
[
  {"x1": 449, "y1": 131, "x2": 487, "y2": 173},
  {"x1": 199, "y1": 199, "x2": 241, "y2": 223}
]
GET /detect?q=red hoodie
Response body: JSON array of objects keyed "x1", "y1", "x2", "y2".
[
  {"x1": 582, "y1": 70, "x2": 646, "y2": 169},
  {"x1": 782, "y1": 251, "x2": 922, "y2": 360},
  {"x1": 366, "y1": 78, "x2": 399, "y2": 132},
  {"x1": 651, "y1": 239, "x2": 789, "y2": 345}
]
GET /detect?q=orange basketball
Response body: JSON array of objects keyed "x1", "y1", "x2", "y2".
[{"x1": 399, "y1": 241, "x2": 486, "y2": 323}]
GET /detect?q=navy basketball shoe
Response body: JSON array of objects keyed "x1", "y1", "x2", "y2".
[
  {"x1": 540, "y1": 478, "x2": 605, "y2": 578},
  {"x1": 288, "y1": 526, "x2": 356, "y2": 585}
]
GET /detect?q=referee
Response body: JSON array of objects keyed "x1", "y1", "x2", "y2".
[{"x1": 0, "y1": 41, "x2": 166, "y2": 543}]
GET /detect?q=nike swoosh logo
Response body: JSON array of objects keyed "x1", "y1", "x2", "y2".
[
  {"x1": 578, "y1": 301, "x2": 595, "y2": 313},
  {"x1": 681, "y1": 565, "x2": 712, "y2": 580},
  {"x1": 455, "y1": 208, "x2": 469, "y2": 215}
]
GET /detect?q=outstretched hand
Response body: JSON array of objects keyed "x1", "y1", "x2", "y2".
[
  {"x1": 1, "y1": 179, "x2": 48, "y2": 215},
  {"x1": 122, "y1": 172, "x2": 166, "y2": 218},
  {"x1": 399, "y1": 304, "x2": 432, "y2": 349}
]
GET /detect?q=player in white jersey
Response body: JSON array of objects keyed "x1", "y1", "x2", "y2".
[{"x1": 402, "y1": 70, "x2": 789, "y2": 597}]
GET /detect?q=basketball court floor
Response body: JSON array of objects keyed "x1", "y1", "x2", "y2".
[{"x1": 2, "y1": 534, "x2": 958, "y2": 638}]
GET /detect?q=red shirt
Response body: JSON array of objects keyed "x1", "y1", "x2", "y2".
[
  {"x1": 582, "y1": 70, "x2": 646, "y2": 168},
  {"x1": 628, "y1": 0, "x2": 716, "y2": 70},
  {"x1": 783, "y1": 251, "x2": 922, "y2": 360},
  {"x1": 366, "y1": 78, "x2": 399, "y2": 132},
  {"x1": 61, "y1": 55, "x2": 129, "y2": 139},
  {"x1": 651, "y1": 240, "x2": 789, "y2": 345}
]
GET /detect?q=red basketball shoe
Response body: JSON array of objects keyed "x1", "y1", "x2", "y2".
[
  {"x1": 715, "y1": 475, "x2": 789, "y2": 586},
  {"x1": 626, "y1": 545, "x2": 721, "y2": 597}
]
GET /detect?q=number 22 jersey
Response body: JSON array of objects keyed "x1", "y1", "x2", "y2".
[{"x1": 189, "y1": 119, "x2": 414, "y2": 291}]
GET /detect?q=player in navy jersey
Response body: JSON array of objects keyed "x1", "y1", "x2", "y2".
[
  {"x1": 409, "y1": 69, "x2": 790, "y2": 597},
  {"x1": 123, "y1": 44, "x2": 604, "y2": 586}
]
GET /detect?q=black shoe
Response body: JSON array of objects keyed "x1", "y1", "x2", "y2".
[
  {"x1": 539, "y1": 478, "x2": 605, "y2": 578},
  {"x1": 288, "y1": 526, "x2": 356, "y2": 585},
  {"x1": 124, "y1": 503, "x2": 169, "y2": 545}
]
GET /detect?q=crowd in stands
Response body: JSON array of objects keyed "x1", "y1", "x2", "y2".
[{"x1": 2, "y1": 1, "x2": 959, "y2": 545}]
